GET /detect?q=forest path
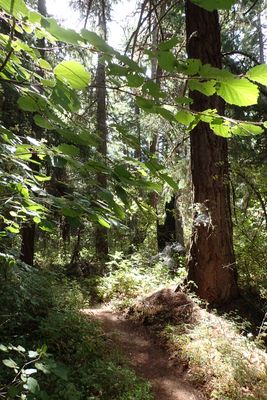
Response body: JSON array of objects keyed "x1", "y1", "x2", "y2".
[{"x1": 83, "y1": 305, "x2": 205, "y2": 400}]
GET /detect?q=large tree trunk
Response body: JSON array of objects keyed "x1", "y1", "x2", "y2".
[
  {"x1": 94, "y1": 1, "x2": 109, "y2": 263},
  {"x1": 185, "y1": 1, "x2": 239, "y2": 305}
]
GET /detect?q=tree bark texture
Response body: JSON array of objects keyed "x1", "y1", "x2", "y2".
[
  {"x1": 186, "y1": 1, "x2": 239, "y2": 305},
  {"x1": 95, "y1": 2, "x2": 109, "y2": 262}
]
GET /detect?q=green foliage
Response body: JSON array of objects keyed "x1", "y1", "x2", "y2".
[
  {"x1": 191, "y1": 0, "x2": 236, "y2": 11},
  {"x1": 97, "y1": 251, "x2": 185, "y2": 303},
  {"x1": 0, "y1": 266, "x2": 153, "y2": 400}
]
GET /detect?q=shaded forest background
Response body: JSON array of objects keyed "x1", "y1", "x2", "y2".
[{"x1": 0, "y1": 0, "x2": 267, "y2": 399}]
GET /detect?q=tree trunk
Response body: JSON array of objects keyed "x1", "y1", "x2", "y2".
[
  {"x1": 95, "y1": 1, "x2": 109, "y2": 263},
  {"x1": 20, "y1": 0, "x2": 48, "y2": 266},
  {"x1": 185, "y1": 0, "x2": 239, "y2": 305},
  {"x1": 157, "y1": 195, "x2": 184, "y2": 251}
]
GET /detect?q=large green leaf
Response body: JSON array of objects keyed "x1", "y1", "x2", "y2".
[
  {"x1": 217, "y1": 79, "x2": 259, "y2": 106},
  {"x1": 246, "y1": 64, "x2": 267, "y2": 86},
  {"x1": 54, "y1": 61, "x2": 91, "y2": 90},
  {"x1": 81, "y1": 29, "x2": 115, "y2": 53},
  {"x1": 175, "y1": 110, "x2": 195, "y2": 125},
  {"x1": 17, "y1": 95, "x2": 39, "y2": 112},
  {"x1": 0, "y1": 0, "x2": 28, "y2": 17},
  {"x1": 189, "y1": 79, "x2": 216, "y2": 96},
  {"x1": 199, "y1": 64, "x2": 234, "y2": 80},
  {"x1": 34, "y1": 115, "x2": 54, "y2": 129},
  {"x1": 56, "y1": 143, "x2": 80, "y2": 157},
  {"x1": 210, "y1": 122, "x2": 231, "y2": 138},
  {"x1": 158, "y1": 51, "x2": 177, "y2": 72},
  {"x1": 191, "y1": 0, "x2": 236, "y2": 11},
  {"x1": 41, "y1": 18, "x2": 82, "y2": 44},
  {"x1": 232, "y1": 123, "x2": 264, "y2": 136}
]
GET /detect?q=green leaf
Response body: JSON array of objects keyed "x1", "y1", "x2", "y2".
[
  {"x1": 18, "y1": 96, "x2": 39, "y2": 112},
  {"x1": 34, "y1": 175, "x2": 51, "y2": 182},
  {"x1": 81, "y1": 29, "x2": 115, "y2": 53},
  {"x1": 34, "y1": 115, "x2": 54, "y2": 129},
  {"x1": 175, "y1": 110, "x2": 195, "y2": 125},
  {"x1": 155, "y1": 106, "x2": 175, "y2": 122},
  {"x1": 39, "y1": 58, "x2": 52, "y2": 70},
  {"x1": 160, "y1": 173, "x2": 179, "y2": 190},
  {"x1": 246, "y1": 64, "x2": 267, "y2": 86},
  {"x1": 54, "y1": 60, "x2": 91, "y2": 90},
  {"x1": 136, "y1": 96, "x2": 154, "y2": 110},
  {"x1": 24, "y1": 377, "x2": 39, "y2": 394},
  {"x1": 0, "y1": 0, "x2": 28, "y2": 18},
  {"x1": 158, "y1": 51, "x2": 177, "y2": 72},
  {"x1": 56, "y1": 143, "x2": 80, "y2": 157},
  {"x1": 199, "y1": 64, "x2": 233, "y2": 80},
  {"x1": 217, "y1": 79, "x2": 259, "y2": 106},
  {"x1": 232, "y1": 123, "x2": 264, "y2": 136},
  {"x1": 3, "y1": 359, "x2": 18, "y2": 369},
  {"x1": 264, "y1": 121, "x2": 267, "y2": 129},
  {"x1": 42, "y1": 17, "x2": 82, "y2": 44},
  {"x1": 186, "y1": 59, "x2": 201, "y2": 75},
  {"x1": 159, "y1": 37, "x2": 178, "y2": 51},
  {"x1": 127, "y1": 73, "x2": 144, "y2": 87},
  {"x1": 210, "y1": 122, "x2": 231, "y2": 138},
  {"x1": 191, "y1": 0, "x2": 235, "y2": 11},
  {"x1": 142, "y1": 81, "x2": 163, "y2": 98},
  {"x1": 189, "y1": 79, "x2": 216, "y2": 96},
  {"x1": 35, "y1": 362, "x2": 50, "y2": 374},
  {"x1": 0, "y1": 344, "x2": 8, "y2": 352},
  {"x1": 97, "y1": 217, "x2": 110, "y2": 228},
  {"x1": 39, "y1": 220, "x2": 54, "y2": 232}
]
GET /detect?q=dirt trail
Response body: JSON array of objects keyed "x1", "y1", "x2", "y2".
[{"x1": 83, "y1": 306, "x2": 205, "y2": 400}]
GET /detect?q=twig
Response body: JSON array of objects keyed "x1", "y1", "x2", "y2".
[
  {"x1": 222, "y1": 50, "x2": 259, "y2": 65},
  {"x1": 243, "y1": 0, "x2": 259, "y2": 15}
]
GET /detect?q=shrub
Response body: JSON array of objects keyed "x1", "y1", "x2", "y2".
[{"x1": 97, "y1": 251, "x2": 186, "y2": 303}]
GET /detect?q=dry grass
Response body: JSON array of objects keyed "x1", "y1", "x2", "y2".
[{"x1": 126, "y1": 288, "x2": 267, "y2": 400}]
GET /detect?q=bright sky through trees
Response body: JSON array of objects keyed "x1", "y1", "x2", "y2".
[{"x1": 46, "y1": 0, "x2": 137, "y2": 49}]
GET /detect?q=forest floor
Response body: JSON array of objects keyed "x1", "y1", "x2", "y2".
[{"x1": 83, "y1": 305, "x2": 205, "y2": 400}]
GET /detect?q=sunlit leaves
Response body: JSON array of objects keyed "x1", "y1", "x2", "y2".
[
  {"x1": 81, "y1": 29, "x2": 115, "y2": 53},
  {"x1": 175, "y1": 110, "x2": 195, "y2": 125},
  {"x1": 231, "y1": 123, "x2": 263, "y2": 136},
  {"x1": 189, "y1": 79, "x2": 216, "y2": 96},
  {"x1": 0, "y1": 0, "x2": 28, "y2": 18},
  {"x1": 246, "y1": 64, "x2": 267, "y2": 86},
  {"x1": 41, "y1": 18, "x2": 81, "y2": 44},
  {"x1": 217, "y1": 79, "x2": 259, "y2": 106},
  {"x1": 210, "y1": 121, "x2": 231, "y2": 138},
  {"x1": 54, "y1": 61, "x2": 91, "y2": 90},
  {"x1": 191, "y1": 0, "x2": 236, "y2": 11}
]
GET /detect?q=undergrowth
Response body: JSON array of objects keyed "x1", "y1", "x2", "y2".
[
  {"x1": 96, "y1": 252, "x2": 267, "y2": 400},
  {"x1": 95, "y1": 251, "x2": 186, "y2": 307},
  {"x1": 0, "y1": 263, "x2": 152, "y2": 400},
  {"x1": 163, "y1": 309, "x2": 267, "y2": 400}
]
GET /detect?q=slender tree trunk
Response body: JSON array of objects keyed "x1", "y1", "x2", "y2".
[
  {"x1": 258, "y1": 12, "x2": 265, "y2": 64},
  {"x1": 95, "y1": 1, "x2": 109, "y2": 263},
  {"x1": 185, "y1": 0, "x2": 239, "y2": 305},
  {"x1": 20, "y1": 0, "x2": 48, "y2": 266}
]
